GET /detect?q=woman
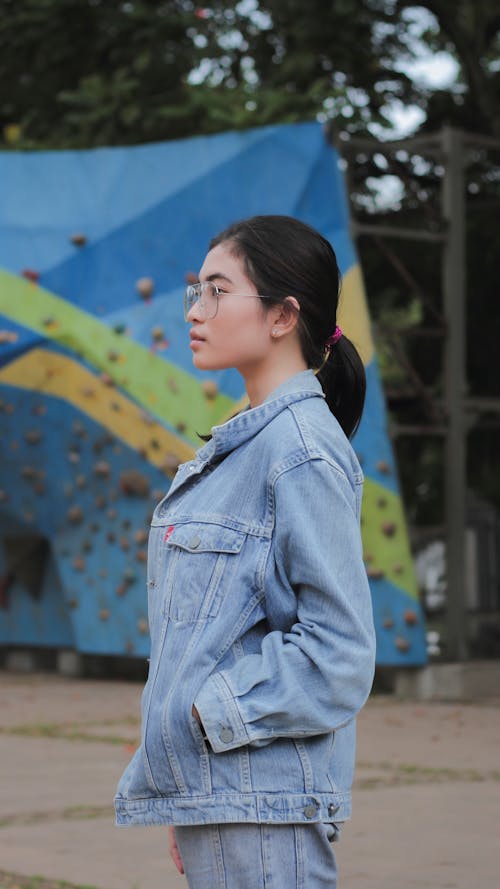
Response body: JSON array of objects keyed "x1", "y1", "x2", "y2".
[{"x1": 115, "y1": 215, "x2": 376, "y2": 888}]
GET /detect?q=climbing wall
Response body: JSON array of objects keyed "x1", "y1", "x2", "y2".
[{"x1": 0, "y1": 121, "x2": 427, "y2": 664}]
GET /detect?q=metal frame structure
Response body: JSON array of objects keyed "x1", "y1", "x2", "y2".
[{"x1": 337, "y1": 126, "x2": 500, "y2": 662}]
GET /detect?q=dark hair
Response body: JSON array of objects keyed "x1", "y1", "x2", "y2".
[{"x1": 210, "y1": 215, "x2": 366, "y2": 439}]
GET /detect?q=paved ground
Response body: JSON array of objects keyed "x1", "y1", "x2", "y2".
[{"x1": 0, "y1": 671, "x2": 499, "y2": 889}]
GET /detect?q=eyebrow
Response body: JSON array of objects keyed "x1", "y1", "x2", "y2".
[{"x1": 200, "y1": 272, "x2": 234, "y2": 284}]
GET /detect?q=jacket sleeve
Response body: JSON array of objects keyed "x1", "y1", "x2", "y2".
[{"x1": 194, "y1": 457, "x2": 376, "y2": 753}]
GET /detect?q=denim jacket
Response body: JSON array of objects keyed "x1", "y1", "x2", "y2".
[{"x1": 115, "y1": 370, "x2": 375, "y2": 828}]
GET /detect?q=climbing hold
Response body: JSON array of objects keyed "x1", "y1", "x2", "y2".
[
  {"x1": 123, "y1": 568, "x2": 137, "y2": 585},
  {"x1": 100, "y1": 372, "x2": 115, "y2": 387},
  {"x1": 382, "y1": 615, "x2": 394, "y2": 629},
  {"x1": 99, "y1": 609, "x2": 110, "y2": 621},
  {"x1": 134, "y1": 529, "x2": 148, "y2": 545},
  {"x1": 75, "y1": 474, "x2": 87, "y2": 489},
  {"x1": 176, "y1": 421, "x2": 187, "y2": 434},
  {"x1": 107, "y1": 508, "x2": 117, "y2": 520},
  {"x1": 34, "y1": 480, "x2": 45, "y2": 495},
  {"x1": 67, "y1": 450, "x2": 81, "y2": 464},
  {"x1": 0, "y1": 490, "x2": 9, "y2": 502},
  {"x1": 67, "y1": 505, "x2": 84, "y2": 524},
  {"x1": 202, "y1": 379, "x2": 218, "y2": 400},
  {"x1": 116, "y1": 583, "x2": 127, "y2": 597},
  {"x1": 95, "y1": 495, "x2": 107, "y2": 509},
  {"x1": 168, "y1": 378, "x2": 179, "y2": 394},
  {"x1": 93, "y1": 461, "x2": 111, "y2": 478},
  {"x1": 41, "y1": 317, "x2": 58, "y2": 329},
  {"x1": 395, "y1": 636, "x2": 411, "y2": 652},
  {"x1": 107, "y1": 349, "x2": 121, "y2": 362},
  {"x1": 137, "y1": 617, "x2": 148, "y2": 634},
  {"x1": 72, "y1": 556, "x2": 86, "y2": 572},
  {"x1": 107, "y1": 531, "x2": 116, "y2": 543},
  {"x1": 67, "y1": 598, "x2": 79, "y2": 609},
  {"x1": 185, "y1": 271, "x2": 197, "y2": 284},
  {"x1": 0, "y1": 330, "x2": 19, "y2": 344},
  {"x1": 136, "y1": 277, "x2": 154, "y2": 300},
  {"x1": 21, "y1": 466, "x2": 38, "y2": 480},
  {"x1": 382, "y1": 521, "x2": 397, "y2": 537},
  {"x1": 120, "y1": 470, "x2": 150, "y2": 497},
  {"x1": 113, "y1": 323, "x2": 127, "y2": 335},
  {"x1": 24, "y1": 429, "x2": 42, "y2": 445},
  {"x1": 393, "y1": 563, "x2": 404, "y2": 575},
  {"x1": 376, "y1": 460, "x2": 391, "y2": 474},
  {"x1": 70, "y1": 233, "x2": 87, "y2": 247},
  {"x1": 163, "y1": 454, "x2": 180, "y2": 476},
  {"x1": 366, "y1": 567, "x2": 385, "y2": 580},
  {"x1": 140, "y1": 411, "x2": 156, "y2": 426},
  {"x1": 376, "y1": 496, "x2": 388, "y2": 508},
  {"x1": 136, "y1": 549, "x2": 147, "y2": 563},
  {"x1": 404, "y1": 609, "x2": 419, "y2": 626},
  {"x1": 81, "y1": 386, "x2": 96, "y2": 398},
  {"x1": 32, "y1": 404, "x2": 47, "y2": 416},
  {"x1": 151, "y1": 326, "x2": 165, "y2": 342},
  {"x1": 82, "y1": 540, "x2": 93, "y2": 553},
  {"x1": 72, "y1": 421, "x2": 87, "y2": 438},
  {"x1": 119, "y1": 537, "x2": 130, "y2": 551},
  {"x1": 22, "y1": 268, "x2": 40, "y2": 283}
]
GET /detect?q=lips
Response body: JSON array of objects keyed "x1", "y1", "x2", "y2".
[{"x1": 190, "y1": 330, "x2": 205, "y2": 343}]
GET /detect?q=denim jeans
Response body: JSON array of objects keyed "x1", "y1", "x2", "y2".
[{"x1": 174, "y1": 821, "x2": 338, "y2": 889}]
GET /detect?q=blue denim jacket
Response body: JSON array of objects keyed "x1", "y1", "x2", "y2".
[{"x1": 115, "y1": 370, "x2": 375, "y2": 827}]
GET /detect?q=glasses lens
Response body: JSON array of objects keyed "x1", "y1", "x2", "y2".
[
  {"x1": 184, "y1": 282, "x2": 218, "y2": 321},
  {"x1": 203, "y1": 282, "x2": 218, "y2": 319}
]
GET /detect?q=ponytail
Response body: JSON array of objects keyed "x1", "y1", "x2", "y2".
[{"x1": 316, "y1": 334, "x2": 366, "y2": 439}]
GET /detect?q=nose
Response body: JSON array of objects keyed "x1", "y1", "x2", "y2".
[{"x1": 187, "y1": 300, "x2": 203, "y2": 323}]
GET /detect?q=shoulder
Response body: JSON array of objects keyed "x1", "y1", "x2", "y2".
[{"x1": 258, "y1": 395, "x2": 363, "y2": 489}]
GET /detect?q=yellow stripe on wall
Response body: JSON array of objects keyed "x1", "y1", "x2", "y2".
[
  {"x1": 0, "y1": 348, "x2": 195, "y2": 467},
  {"x1": 337, "y1": 264, "x2": 375, "y2": 366}
]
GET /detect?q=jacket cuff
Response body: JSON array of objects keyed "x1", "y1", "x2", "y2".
[{"x1": 194, "y1": 672, "x2": 250, "y2": 753}]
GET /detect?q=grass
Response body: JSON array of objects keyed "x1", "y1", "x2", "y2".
[
  {"x1": 0, "y1": 806, "x2": 113, "y2": 829},
  {"x1": 0, "y1": 718, "x2": 139, "y2": 747},
  {"x1": 0, "y1": 871, "x2": 99, "y2": 889},
  {"x1": 355, "y1": 760, "x2": 500, "y2": 789}
]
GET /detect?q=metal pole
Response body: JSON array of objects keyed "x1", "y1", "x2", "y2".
[{"x1": 442, "y1": 126, "x2": 468, "y2": 661}]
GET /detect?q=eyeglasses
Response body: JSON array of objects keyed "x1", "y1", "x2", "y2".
[{"x1": 184, "y1": 281, "x2": 275, "y2": 321}]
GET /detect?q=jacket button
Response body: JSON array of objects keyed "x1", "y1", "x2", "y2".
[
  {"x1": 219, "y1": 727, "x2": 234, "y2": 743},
  {"x1": 190, "y1": 536, "x2": 201, "y2": 549},
  {"x1": 328, "y1": 803, "x2": 340, "y2": 816},
  {"x1": 303, "y1": 803, "x2": 318, "y2": 819}
]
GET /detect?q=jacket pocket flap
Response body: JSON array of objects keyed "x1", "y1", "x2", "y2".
[{"x1": 167, "y1": 523, "x2": 245, "y2": 554}]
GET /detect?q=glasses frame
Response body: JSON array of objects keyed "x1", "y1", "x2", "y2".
[{"x1": 184, "y1": 280, "x2": 276, "y2": 321}]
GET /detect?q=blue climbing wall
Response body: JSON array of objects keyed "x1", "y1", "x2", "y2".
[{"x1": 0, "y1": 121, "x2": 427, "y2": 665}]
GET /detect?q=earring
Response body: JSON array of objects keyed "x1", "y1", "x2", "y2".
[{"x1": 272, "y1": 328, "x2": 278, "y2": 338}]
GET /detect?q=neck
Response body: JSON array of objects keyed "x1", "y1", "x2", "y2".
[{"x1": 242, "y1": 351, "x2": 308, "y2": 408}]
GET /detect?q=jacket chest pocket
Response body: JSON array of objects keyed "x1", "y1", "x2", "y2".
[{"x1": 160, "y1": 522, "x2": 246, "y2": 623}]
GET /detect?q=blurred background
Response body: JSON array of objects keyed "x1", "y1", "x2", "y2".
[{"x1": 1, "y1": 0, "x2": 499, "y2": 676}]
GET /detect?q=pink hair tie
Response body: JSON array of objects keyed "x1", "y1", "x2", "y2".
[{"x1": 325, "y1": 325, "x2": 342, "y2": 348}]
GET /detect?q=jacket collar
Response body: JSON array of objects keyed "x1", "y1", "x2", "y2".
[{"x1": 201, "y1": 369, "x2": 324, "y2": 460}]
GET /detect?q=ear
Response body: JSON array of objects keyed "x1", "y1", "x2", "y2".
[{"x1": 270, "y1": 297, "x2": 300, "y2": 339}]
